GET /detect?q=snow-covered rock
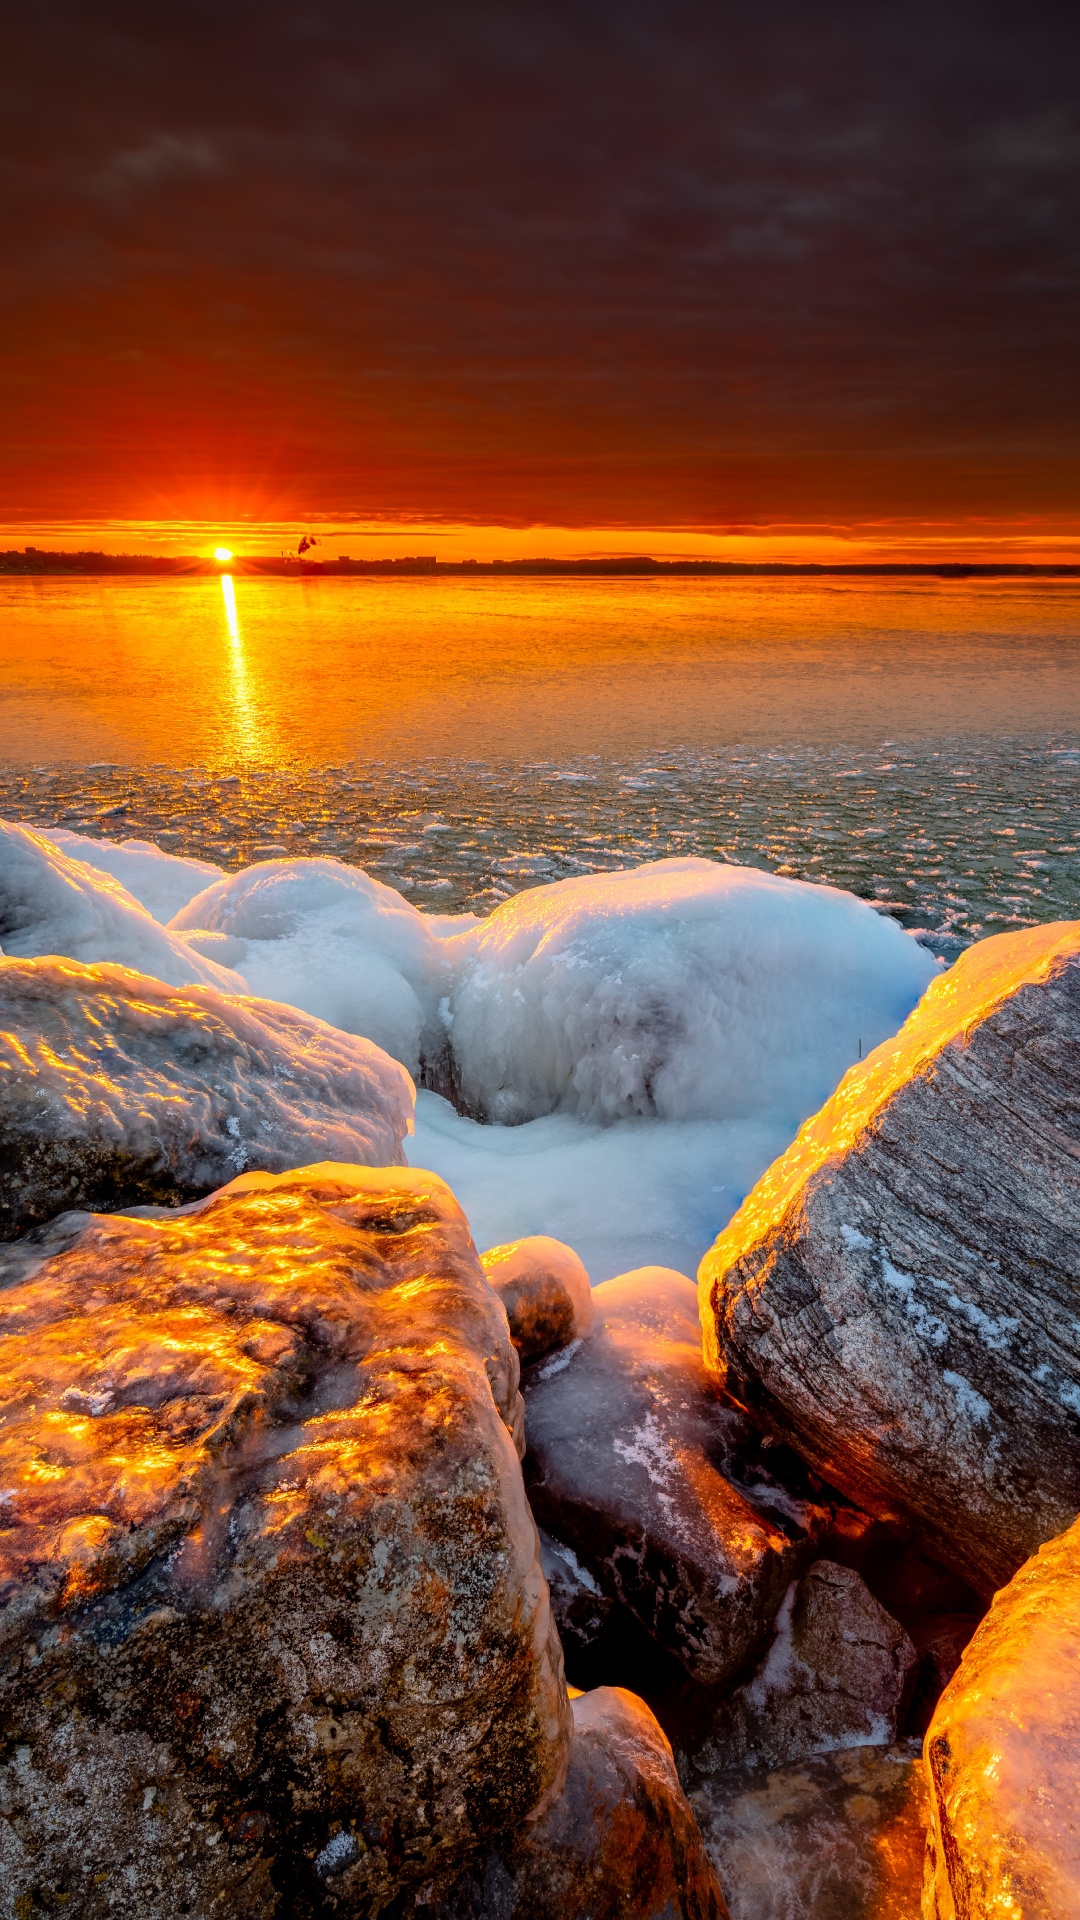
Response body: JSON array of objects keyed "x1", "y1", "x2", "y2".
[
  {"x1": 699, "y1": 920, "x2": 1080, "y2": 1596},
  {"x1": 436, "y1": 1687, "x2": 729, "y2": 1920},
  {"x1": 481, "y1": 1235, "x2": 594, "y2": 1363},
  {"x1": 689, "y1": 1741, "x2": 927, "y2": 1920},
  {"x1": 443, "y1": 858, "x2": 937, "y2": 1126},
  {"x1": 171, "y1": 856, "x2": 448, "y2": 1077},
  {"x1": 0, "y1": 956, "x2": 414, "y2": 1236},
  {"x1": 0, "y1": 1165, "x2": 571, "y2": 1917},
  {"x1": 523, "y1": 1267, "x2": 827, "y2": 1686},
  {"x1": 923, "y1": 1511, "x2": 1080, "y2": 1920},
  {"x1": 694, "y1": 1562, "x2": 917, "y2": 1777},
  {"x1": 0, "y1": 822, "x2": 242, "y2": 991},
  {"x1": 31, "y1": 827, "x2": 224, "y2": 923}
]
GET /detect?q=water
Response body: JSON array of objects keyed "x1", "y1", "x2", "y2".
[{"x1": 2, "y1": 575, "x2": 1079, "y2": 959}]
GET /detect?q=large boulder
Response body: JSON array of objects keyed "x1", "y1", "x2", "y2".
[
  {"x1": 0, "y1": 955, "x2": 415, "y2": 1237},
  {"x1": 444, "y1": 858, "x2": 936, "y2": 1125},
  {"x1": 480, "y1": 1235, "x2": 594, "y2": 1363},
  {"x1": 689, "y1": 1740, "x2": 927, "y2": 1920},
  {"x1": 699, "y1": 921, "x2": 1080, "y2": 1595},
  {"x1": 432, "y1": 1687, "x2": 729, "y2": 1919},
  {"x1": 0, "y1": 1165, "x2": 571, "y2": 1917},
  {"x1": 523, "y1": 1267, "x2": 827, "y2": 1686},
  {"x1": 171, "y1": 856, "x2": 448, "y2": 1076},
  {"x1": 923, "y1": 1512, "x2": 1080, "y2": 1919},
  {"x1": 0, "y1": 820, "x2": 242, "y2": 990},
  {"x1": 694, "y1": 1561, "x2": 918, "y2": 1777},
  {"x1": 32, "y1": 826, "x2": 224, "y2": 924}
]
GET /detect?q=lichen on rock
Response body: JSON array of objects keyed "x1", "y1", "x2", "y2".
[{"x1": 0, "y1": 1164, "x2": 571, "y2": 1916}]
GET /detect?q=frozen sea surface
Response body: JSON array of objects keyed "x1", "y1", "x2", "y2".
[{"x1": 4, "y1": 735, "x2": 1079, "y2": 963}]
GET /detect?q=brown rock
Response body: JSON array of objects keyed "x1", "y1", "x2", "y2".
[
  {"x1": 0, "y1": 1164, "x2": 571, "y2": 1916},
  {"x1": 923, "y1": 1512, "x2": 1080, "y2": 1919},
  {"x1": 523, "y1": 1267, "x2": 827, "y2": 1686},
  {"x1": 433, "y1": 1686, "x2": 729, "y2": 1919},
  {"x1": 481, "y1": 1234, "x2": 594, "y2": 1364},
  {"x1": 689, "y1": 1740, "x2": 927, "y2": 1920},
  {"x1": 0, "y1": 954, "x2": 415, "y2": 1237},
  {"x1": 694, "y1": 1562, "x2": 917, "y2": 1778},
  {"x1": 699, "y1": 922, "x2": 1080, "y2": 1595}
]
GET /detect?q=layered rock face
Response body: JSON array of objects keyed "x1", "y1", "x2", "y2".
[
  {"x1": 0, "y1": 1165, "x2": 571, "y2": 1917},
  {"x1": 0, "y1": 956, "x2": 415, "y2": 1237},
  {"x1": 480, "y1": 1235, "x2": 594, "y2": 1363},
  {"x1": 923, "y1": 1513, "x2": 1080, "y2": 1919},
  {"x1": 524, "y1": 1267, "x2": 826, "y2": 1687},
  {"x1": 699, "y1": 921, "x2": 1080, "y2": 1595},
  {"x1": 434, "y1": 1687, "x2": 729, "y2": 1920}
]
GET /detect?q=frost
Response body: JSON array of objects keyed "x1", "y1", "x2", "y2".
[
  {"x1": 882, "y1": 1260, "x2": 949, "y2": 1347},
  {"x1": 942, "y1": 1371, "x2": 993, "y2": 1425}
]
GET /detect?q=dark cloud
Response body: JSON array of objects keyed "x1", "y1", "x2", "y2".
[{"x1": 2, "y1": 0, "x2": 1078, "y2": 523}]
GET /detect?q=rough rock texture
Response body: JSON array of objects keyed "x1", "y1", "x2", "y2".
[
  {"x1": 0, "y1": 955, "x2": 415, "y2": 1238},
  {"x1": 524, "y1": 1267, "x2": 827, "y2": 1686},
  {"x1": 689, "y1": 1741, "x2": 927, "y2": 1920},
  {"x1": 0, "y1": 820, "x2": 243, "y2": 990},
  {"x1": 699, "y1": 921, "x2": 1080, "y2": 1595},
  {"x1": 432, "y1": 1687, "x2": 729, "y2": 1919},
  {"x1": 0, "y1": 1165, "x2": 571, "y2": 1918},
  {"x1": 923, "y1": 1512, "x2": 1080, "y2": 1919},
  {"x1": 480, "y1": 1235, "x2": 594, "y2": 1363},
  {"x1": 693, "y1": 1562, "x2": 918, "y2": 1777},
  {"x1": 538, "y1": 1530, "x2": 615, "y2": 1666}
]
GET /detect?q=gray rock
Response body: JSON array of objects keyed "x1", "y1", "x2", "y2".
[
  {"x1": 688, "y1": 1741, "x2": 927, "y2": 1920},
  {"x1": 923, "y1": 1511, "x2": 1080, "y2": 1920},
  {"x1": 693, "y1": 1562, "x2": 918, "y2": 1777},
  {"x1": 0, "y1": 1165, "x2": 571, "y2": 1917},
  {"x1": 699, "y1": 921, "x2": 1080, "y2": 1595},
  {"x1": 524, "y1": 1267, "x2": 828, "y2": 1686},
  {"x1": 0, "y1": 954, "x2": 414, "y2": 1237},
  {"x1": 481, "y1": 1234, "x2": 594, "y2": 1364},
  {"x1": 432, "y1": 1686, "x2": 730, "y2": 1919}
]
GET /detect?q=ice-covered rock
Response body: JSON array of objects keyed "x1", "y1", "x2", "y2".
[
  {"x1": 444, "y1": 858, "x2": 937, "y2": 1126},
  {"x1": 171, "y1": 855, "x2": 448, "y2": 1076},
  {"x1": 523, "y1": 1267, "x2": 826, "y2": 1685},
  {"x1": 699, "y1": 920, "x2": 1080, "y2": 1595},
  {"x1": 694, "y1": 1562, "x2": 917, "y2": 1778},
  {"x1": 923, "y1": 1511, "x2": 1080, "y2": 1920},
  {"x1": 0, "y1": 822, "x2": 242, "y2": 990},
  {"x1": 689, "y1": 1741, "x2": 927, "y2": 1920},
  {"x1": 434, "y1": 1687, "x2": 729, "y2": 1920},
  {"x1": 32, "y1": 827, "x2": 224, "y2": 923},
  {"x1": 0, "y1": 955, "x2": 414, "y2": 1236},
  {"x1": 0, "y1": 1165, "x2": 571, "y2": 1917},
  {"x1": 481, "y1": 1235, "x2": 594, "y2": 1363},
  {"x1": 538, "y1": 1530, "x2": 616, "y2": 1666}
]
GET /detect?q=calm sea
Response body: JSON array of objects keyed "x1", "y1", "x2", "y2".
[{"x1": 3, "y1": 573, "x2": 1079, "y2": 958}]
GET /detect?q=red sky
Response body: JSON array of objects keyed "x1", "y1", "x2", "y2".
[{"x1": 3, "y1": 2, "x2": 1079, "y2": 555}]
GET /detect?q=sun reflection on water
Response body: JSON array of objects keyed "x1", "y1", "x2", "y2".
[{"x1": 219, "y1": 573, "x2": 263, "y2": 761}]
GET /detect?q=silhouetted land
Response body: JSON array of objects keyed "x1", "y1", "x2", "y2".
[{"x1": 2, "y1": 549, "x2": 1079, "y2": 579}]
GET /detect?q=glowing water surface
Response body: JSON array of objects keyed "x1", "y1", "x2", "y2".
[{"x1": 2, "y1": 574, "x2": 1079, "y2": 958}]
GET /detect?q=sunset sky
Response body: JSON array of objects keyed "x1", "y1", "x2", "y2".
[{"x1": 3, "y1": 1, "x2": 1079, "y2": 557}]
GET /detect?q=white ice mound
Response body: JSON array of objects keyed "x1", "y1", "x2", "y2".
[
  {"x1": 0, "y1": 955, "x2": 416, "y2": 1236},
  {"x1": 445, "y1": 857, "x2": 939, "y2": 1126},
  {"x1": 0, "y1": 823, "x2": 245, "y2": 993},
  {"x1": 170, "y1": 857, "x2": 448, "y2": 1076},
  {"x1": 34, "y1": 827, "x2": 224, "y2": 923}
]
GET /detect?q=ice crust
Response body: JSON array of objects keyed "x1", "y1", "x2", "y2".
[
  {"x1": 31, "y1": 827, "x2": 224, "y2": 924},
  {"x1": 0, "y1": 823, "x2": 244, "y2": 993},
  {"x1": 4, "y1": 828, "x2": 940, "y2": 1270},
  {"x1": 171, "y1": 857, "x2": 448, "y2": 1077},
  {"x1": 444, "y1": 858, "x2": 938, "y2": 1126}
]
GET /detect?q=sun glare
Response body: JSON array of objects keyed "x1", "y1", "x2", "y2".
[{"x1": 214, "y1": 546, "x2": 233, "y2": 563}]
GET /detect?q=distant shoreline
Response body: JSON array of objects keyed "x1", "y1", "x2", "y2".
[{"x1": 3, "y1": 551, "x2": 1079, "y2": 579}]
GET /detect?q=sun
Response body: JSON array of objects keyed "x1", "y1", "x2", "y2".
[{"x1": 213, "y1": 545, "x2": 233, "y2": 563}]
